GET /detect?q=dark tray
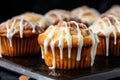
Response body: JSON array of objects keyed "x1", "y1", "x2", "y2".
[{"x1": 0, "y1": 55, "x2": 120, "y2": 80}]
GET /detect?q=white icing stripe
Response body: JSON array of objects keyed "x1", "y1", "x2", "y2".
[
  {"x1": 63, "y1": 28, "x2": 72, "y2": 58},
  {"x1": 71, "y1": 21, "x2": 83, "y2": 61},
  {"x1": 40, "y1": 45, "x2": 44, "y2": 59},
  {"x1": 59, "y1": 28, "x2": 64, "y2": 59},
  {"x1": 44, "y1": 26, "x2": 56, "y2": 54},
  {"x1": 49, "y1": 39, "x2": 57, "y2": 69},
  {"x1": 19, "y1": 17, "x2": 24, "y2": 38},
  {"x1": 6, "y1": 19, "x2": 18, "y2": 47},
  {"x1": 91, "y1": 33, "x2": 98, "y2": 66},
  {"x1": 106, "y1": 36, "x2": 109, "y2": 56},
  {"x1": 0, "y1": 37, "x2": 1, "y2": 56}
]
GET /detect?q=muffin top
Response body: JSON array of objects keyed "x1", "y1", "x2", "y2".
[
  {"x1": 71, "y1": 6, "x2": 100, "y2": 25},
  {"x1": 89, "y1": 14, "x2": 120, "y2": 37},
  {"x1": 38, "y1": 21, "x2": 95, "y2": 48},
  {"x1": 0, "y1": 17, "x2": 44, "y2": 38}
]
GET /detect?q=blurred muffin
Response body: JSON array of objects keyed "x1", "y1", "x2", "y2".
[
  {"x1": 89, "y1": 14, "x2": 120, "y2": 56},
  {"x1": 0, "y1": 17, "x2": 44, "y2": 57},
  {"x1": 38, "y1": 21, "x2": 98, "y2": 69},
  {"x1": 106, "y1": 5, "x2": 120, "y2": 16},
  {"x1": 44, "y1": 9, "x2": 81, "y2": 28},
  {"x1": 71, "y1": 6, "x2": 100, "y2": 26}
]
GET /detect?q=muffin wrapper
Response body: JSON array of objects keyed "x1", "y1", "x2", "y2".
[
  {"x1": 1, "y1": 37, "x2": 40, "y2": 57},
  {"x1": 96, "y1": 36, "x2": 120, "y2": 56},
  {"x1": 41, "y1": 45, "x2": 92, "y2": 70}
]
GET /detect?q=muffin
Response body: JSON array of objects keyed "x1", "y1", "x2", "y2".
[
  {"x1": 38, "y1": 21, "x2": 98, "y2": 69},
  {"x1": 0, "y1": 17, "x2": 44, "y2": 57},
  {"x1": 89, "y1": 14, "x2": 120, "y2": 56},
  {"x1": 71, "y1": 6, "x2": 100, "y2": 26},
  {"x1": 44, "y1": 9, "x2": 81, "y2": 28}
]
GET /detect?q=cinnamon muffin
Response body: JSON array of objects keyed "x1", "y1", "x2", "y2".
[
  {"x1": 71, "y1": 6, "x2": 100, "y2": 26},
  {"x1": 0, "y1": 17, "x2": 44, "y2": 57},
  {"x1": 89, "y1": 14, "x2": 120, "y2": 56},
  {"x1": 38, "y1": 21, "x2": 98, "y2": 69},
  {"x1": 44, "y1": 9, "x2": 81, "y2": 28}
]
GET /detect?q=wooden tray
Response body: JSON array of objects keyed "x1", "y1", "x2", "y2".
[{"x1": 0, "y1": 55, "x2": 120, "y2": 80}]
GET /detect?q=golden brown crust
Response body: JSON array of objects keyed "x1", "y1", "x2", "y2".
[
  {"x1": 1, "y1": 36, "x2": 39, "y2": 57},
  {"x1": 41, "y1": 45, "x2": 91, "y2": 69}
]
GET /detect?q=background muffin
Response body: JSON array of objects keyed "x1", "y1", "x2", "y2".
[
  {"x1": 13, "y1": 12, "x2": 47, "y2": 30},
  {"x1": 44, "y1": 9, "x2": 81, "y2": 29},
  {"x1": 38, "y1": 21, "x2": 98, "y2": 69},
  {"x1": 89, "y1": 13, "x2": 120, "y2": 56},
  {"x1": 0, "y1": 17, "x2": 44, "y2": 57},
  {"x1": 71, "y1": 6, "x2": 100, "y2": 26}
]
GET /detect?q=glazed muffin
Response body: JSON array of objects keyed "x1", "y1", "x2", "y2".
[
  {"x1": 71, "y1": 6, "x2": 100, "y2": 26},
  {"x1": 44, "y1": 9, "x2": 81, "y2": 28},
  {"x1": 0, "y1": 17, "x2": 44, "y2": 57},
  {"x1": 89, "y1": 14, "x2": 120, "y2": 56},
  {"x1": 38, "y1": 21, "x2": 98, "y2": 69}
]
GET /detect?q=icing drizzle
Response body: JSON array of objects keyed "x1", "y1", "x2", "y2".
[{"x1": 42, "y1": 21, "x2": 97, "y2": 69}]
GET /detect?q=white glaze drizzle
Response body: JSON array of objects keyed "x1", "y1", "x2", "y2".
[
  {"x1": 40, "y1": 45, "x2": 44, "y2": 59},
  {"x1": 43, "y1": 21, "x2": 97, "y2": 69},
  {"x1": 19, "y1": 16, "x2": 24, "y2": 38},
  {"x1": 44, "y1": 25, "x2": 56, "y2": 54},
  {"x1": 71, "y1": 21, "x2": 83, "y2": 61},
  {"x1": 90, "y1": 32, "x2": 98, "y2": 66},
  {"x1": 5, "y1": 17, "x2": 39, "y2": 47},
  {"x1": 49, "y1": 39, "x2": 57, "y2": 69},
  {"x1": 0, "y1": 37, "x2": 2, "y2": 57},
  {"x1": 89, "y1": 14, "x2": 119, "y2": 56},
  {"x1": 58, "y1": 28, "x2": 64, "y2": 59},
  {"x1": 63, "y1": 22, "x2": 72, "y2": 59}
]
